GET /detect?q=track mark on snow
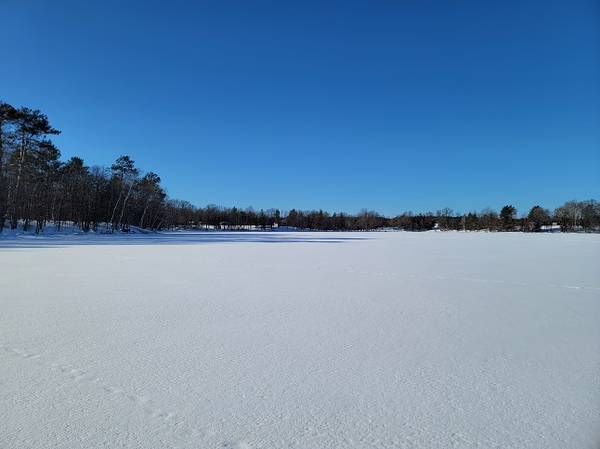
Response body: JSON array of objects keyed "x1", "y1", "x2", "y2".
[
  {"x1": 222, "y1": 441, "x2": 252, "y2": 449},
  {"x1": 1, "y1": 343, "x2": 206, "y2": 448},
  {"x1": 345, "y1": 269, "x2": 600, "y2": 293},
  {"x1": 0, "y1": 345, "x2": 41, "y2": 359}
]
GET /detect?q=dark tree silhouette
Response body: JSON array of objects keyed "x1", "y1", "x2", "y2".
[
  {"x1": 500, "y1": 205, "x2": 517, "y2": 231},
  {"x1": 527, "y1": 205, "x2": 551, "y2": 231}
]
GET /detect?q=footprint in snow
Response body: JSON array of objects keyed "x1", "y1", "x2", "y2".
[{"x1": 223, "y1": 441, "x2": 252, "y2": 449}]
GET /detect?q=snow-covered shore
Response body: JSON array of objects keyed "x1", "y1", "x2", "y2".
[{"x1": 1, "y1": 231, "x2": 599, "y2": 448}]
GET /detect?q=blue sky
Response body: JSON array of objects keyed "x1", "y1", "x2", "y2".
[{"x1": 2, "y1": 0, "x2": 598, "y2": 216}]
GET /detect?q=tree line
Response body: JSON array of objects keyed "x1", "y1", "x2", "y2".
[
  {"x1": 1, "y1": 101, "x2": 598, "y2": 234},
  {"x1": 388, "y1": 202, "x2": 599, "y2": 232},
  {"x1": 0, "y1": 102, "x2": 173, "y2": 233}
]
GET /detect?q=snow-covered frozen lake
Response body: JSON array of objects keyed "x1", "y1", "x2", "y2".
[{"x1": 1, "y1": 231, "x2": 599, "y2": 449}]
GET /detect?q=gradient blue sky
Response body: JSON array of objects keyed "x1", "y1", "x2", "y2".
[{"x1": 2, "y1": 0, "x2": 599, "y2": 215}]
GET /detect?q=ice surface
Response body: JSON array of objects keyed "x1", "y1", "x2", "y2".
[{"x1": 1, "y1": 231, "x2": 599, "y2": 448}]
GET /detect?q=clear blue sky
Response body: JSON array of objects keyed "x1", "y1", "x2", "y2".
[{"x1": 2, "y1": 0, "x2": 598, "y2": 216}]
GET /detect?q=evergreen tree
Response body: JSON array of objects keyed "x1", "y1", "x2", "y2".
[
  {"x1": 527, "y1": 205, "x2": 551, "y2": 231},
  {"x1": 500, "y1": 205, "x2": 517, "y2": 231}
]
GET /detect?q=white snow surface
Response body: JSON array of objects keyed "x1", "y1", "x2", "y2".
[{"x1": 1, "y1": 231, "x2": 599, "y2": 449}]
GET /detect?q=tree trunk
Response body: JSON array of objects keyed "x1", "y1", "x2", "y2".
[
  {"x1": 10, "y1": 136, "x2": 27, "y2": 229},
  {"x1": 109, "y1": 187, "x2": 124, "y2": 231},
  {"x1": 139, "y1": 197, "x2": 152, "y2": 228},
  {"x1": 117, "y1": 182, "x2": 134, "y2": 231}
]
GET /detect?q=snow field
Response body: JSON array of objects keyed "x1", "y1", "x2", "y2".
[{"x1": 1, "y1": 231, "x2": 599, "y2": 448}]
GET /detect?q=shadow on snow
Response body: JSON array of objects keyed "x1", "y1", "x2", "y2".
[{"x1": 0, "y1": 231, "x2": 370, "y2": 249}]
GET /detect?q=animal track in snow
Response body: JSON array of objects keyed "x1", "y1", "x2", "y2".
[
  {"x1": 222, "y1": 441, "x2": 252, "y2": 449},
  {"x1": 0, "y1": 345, "x2": 41, "y2": 359},
  {"x1": 1, "y1": 343, "x2": 205, "y2": 449}
]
